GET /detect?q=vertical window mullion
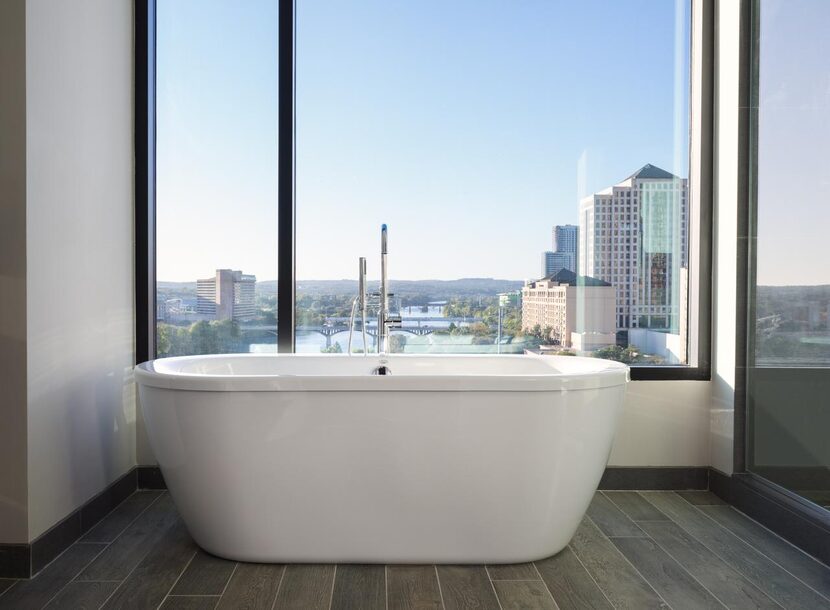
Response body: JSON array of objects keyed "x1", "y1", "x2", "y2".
[{"x1": 277, "y1": 0, "x2": 296, "y2": 352}]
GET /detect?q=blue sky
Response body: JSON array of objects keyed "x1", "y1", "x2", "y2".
[
  {"x1": 756, "y1": 0, "x2": 830, "y2": 286},
  {"x1": 157, "y1": 0, "x2": 690, "y2": 282}
]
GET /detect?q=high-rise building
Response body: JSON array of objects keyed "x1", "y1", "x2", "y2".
[
  {"x1": 552, "y1": 224, "x2": 579, "y2": 271},
  {"x1": 541, "y1": 251, "x2": 575, "y2": 277},
  {"x1": 578, "y1": 164, "x2": 688, "y2": 331},
  {"x1": 197, "y1": 269, "x2": 257, "y2": 321},
  {"x1": 541, "y1": 224, "x2": 579, "y2": 277},
  {"x1": 521, "y1": 268, "x2": 616, "y2": 351}
]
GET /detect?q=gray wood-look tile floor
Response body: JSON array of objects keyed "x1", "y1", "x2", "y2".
[{"x1": 1, "y1": 490, "x2": 829, "y2": 609}]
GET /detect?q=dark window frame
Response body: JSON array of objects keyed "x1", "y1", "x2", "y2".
[
  {"x1": 730, "y1": 0, "x2": 830, "y2": 564},
  {"x1": 135, "y1": 0, "x2": 714, "y2": 381}
]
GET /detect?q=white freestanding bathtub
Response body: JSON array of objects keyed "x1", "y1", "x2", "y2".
[{"x1": 135, "y1": 353, "x2": 628, "y2": 564}]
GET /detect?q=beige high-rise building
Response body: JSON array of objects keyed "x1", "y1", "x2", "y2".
[
  {"x1": 521, "y1": 269, "x2": 616, "y2": 351},
  {"x1": 578, "y1": 164, "x2": 688, "y2": 332},
  {"x1": 197, "y1": 269, "x2": 257, "y2": 321}
]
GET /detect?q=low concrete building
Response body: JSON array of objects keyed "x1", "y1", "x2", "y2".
[
  {"x1": 628, "y1": 328, "x2": 684, "y2": 364},
  {"x1": 521, "y1": 269, "x2": 616, "y2": 350}
]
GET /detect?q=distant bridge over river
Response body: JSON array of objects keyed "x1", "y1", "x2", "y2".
[{"x1": 239, "y1": 316, "x2": 487, "y2": 348}]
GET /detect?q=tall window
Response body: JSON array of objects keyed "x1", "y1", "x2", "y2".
[
  {"x1": 147, "y1": 0, "x2": 708, "y2": 375},
  {"x1": 155, "y1": 0, "x2": 278, "y2": 356},
  {"x1": 746, "y1": 0, "x2": 830, "y2": 506},
  {"x1": 294, "y1": 0, "x2": 692, "y2": 365}
]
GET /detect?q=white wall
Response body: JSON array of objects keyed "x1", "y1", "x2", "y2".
[
  {"x1": 0, "y1": 0, "x2": 30, "y2": 544},
  {"x1": 25, "y1": 0, "x2": 135, "y2": 540},
  {"x1": 609, "y1": 381, "x2": 711, "y2": 467},
  {"x1": 709, "y1": 0, "x2": 742, "y2": 475}
]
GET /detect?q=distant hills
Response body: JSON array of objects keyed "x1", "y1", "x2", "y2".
[
  {"x1": 158, "y1": 278, "x2": 524, "y2": 299},
  {"x1": 291, "y1": 278, "x2": 523, "y2": 297}
]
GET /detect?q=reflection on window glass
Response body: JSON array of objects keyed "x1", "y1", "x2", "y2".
[
  {"x1": 747, "y1": 0, "x2": 830, "y2": 507},
  {"x1": 753, "y1": 0, "x2": 830, "y2": 367},
  {"x1": 155, "y1": 0, "x2": 278, "y2": 357},
  {"x1": 296, "y1": 0, "x2": 691, "y2": 364}
]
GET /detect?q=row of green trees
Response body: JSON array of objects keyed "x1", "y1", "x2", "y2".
[{"x1": 157, "y1": 320, "x2": 248, "y2": 357}]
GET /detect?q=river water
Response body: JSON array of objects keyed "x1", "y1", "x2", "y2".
[{"x1": 248, "y1": 305, "x2": 509, "y2": 354}]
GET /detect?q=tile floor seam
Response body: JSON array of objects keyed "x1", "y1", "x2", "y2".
[
  {"x1": 632, "y1": 520, "x2": 675, "y2": 523},
  {"x1": 84, "y1": 491, "x2": 165, "y2": 546},
  {"x1": 77, "y1": 486, "x2": 140, "y2": 543},
  {"x1": 638, "y1": 492, "x2": 795, "y2": 607},
  {"x1": 684, "y1": 498, "x2": 830, "y2": 603},
  {"x1": 384, "y1": 564, "x2": 389, "y2": 610},
  {"x1": 484, "y1": 564, "x2": 504, "y2": 610},
  {"x1": 563, "y1": 542, "x2": 616, "y2": 609},
  {"x1": 20, "y1": 523, "x2": 100, "y2": 584},
  {"x1": 721, "y1": 502, "x2": 830, "y2": 569},
  {"x1": 36, "y1": 542, "x2": 112, "y2": 609},
  {"x1": 0, "y1": 581, "x2": 15, "y2": 600},
  {"x1": 433, "y1": 564, "x2": 447, "y2": 610},
  {"x1": 0, "y1": 580, "x2": 19, "y2": 602},
  {"x1": 601, "y1": 491, "x2": 665, "y2": 524},
  {"x1": 70, "y1": 490, "x2": 168, "y2": 592},
  {"x1": 583, "y1": 513, "x2": 675, "y2": 610},
  {"x1": 531, "y1": 560, "x2": 560, "y2": 609},
  {"x1": 155, "y1": 547, "x2": 197, "y2": 610},
  {"x1": 593, "y1": 493, "x2": 651, "y2": 538},
  {"x1": 327, "y1": 564, "x2": 337, "y2": 610},
  {"x1": 95, "y1": 514, "x2": 180, "y2": 610},
  {"x1": 484, "y1": 565, "x2": 505, "y2": 610},
  {"x1": 268, "y1": 564, "x2": 287, "y2": 610},
  {"x1": 632, "y1": 520, "x2": 732, "y2": 610},
  {"x1": 214, "y1": 561, "x2": 238, "y2": 608}
]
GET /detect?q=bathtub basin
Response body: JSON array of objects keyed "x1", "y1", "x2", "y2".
[{"x1": 135, "y1": 353, "x2": 628, "y2": 564}]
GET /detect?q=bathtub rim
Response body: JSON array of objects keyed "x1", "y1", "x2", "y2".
[{"x1": 135, "y1": 353, "x2": 629, "y2": 393}]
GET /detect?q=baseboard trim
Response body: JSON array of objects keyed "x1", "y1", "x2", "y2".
[
  {"x1": 599, "y1": 467, "x2": 709, "y2": 490},
  {"x1": 707, "y1": 467, "x2": 732, "y2": 503},
  {"x1": 730, "y1": 472, "x2": 830, "y2": 566},
  {"x1": 0, "y1": 544, "x2": 30, "y2": 580},
  {"x1": 706, "y1": 467, "x2": 830, "y2": 566},
  {"x1": 137, "y1": 465, "x2": 166, "y2": 490},
  {"x1": 0, "y1": 468, "x2": 137, "y2": 579}
]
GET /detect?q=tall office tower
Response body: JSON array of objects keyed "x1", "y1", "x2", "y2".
[
  {"x1": 552, "y1": 224, "x2": 579, "y2": 273},
  {"x1": 542, "y1": 251, "x2": 554, "y2": 277},
  {"x1": 542, "y1": 250, "x2": 575, "y2": 278},
  {"x1": 540, "y1": 224, "x2": 579, "y2": 277},
  {"x1": 578, "y1": 164, "x2": 688, "y2": 332},
  {"x1": 197, "y1": 269, "x2": 257, "y2": 321}
]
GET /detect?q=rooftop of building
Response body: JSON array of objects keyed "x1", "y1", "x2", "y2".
[
  {"x1": 525, "y1": 268, "x2": 611, "y2": 288},
  {"x1": 582, "y1": 163, "x2": 685, "y2": 200},
  {"x1": 625, "y1": 163, "x2": 678, "y2": 181}
]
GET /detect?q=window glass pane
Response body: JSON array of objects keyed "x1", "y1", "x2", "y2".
[
  {"x1": 747, "y1": 0, "x2": 830, "y2": 507},
  {"x1": 155, "y1": 0, "x2": 278, "y2": 357},
  {"x1": 295, "y1": 0, "x2": 691, "y2": 363}
]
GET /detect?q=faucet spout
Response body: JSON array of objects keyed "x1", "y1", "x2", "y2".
[
  {"x1": 377, "y1": 224, "x2": 400, "y2": 355},
  {"x1": 378, "y1": 225, "x2": 389, "y2": 354}
]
